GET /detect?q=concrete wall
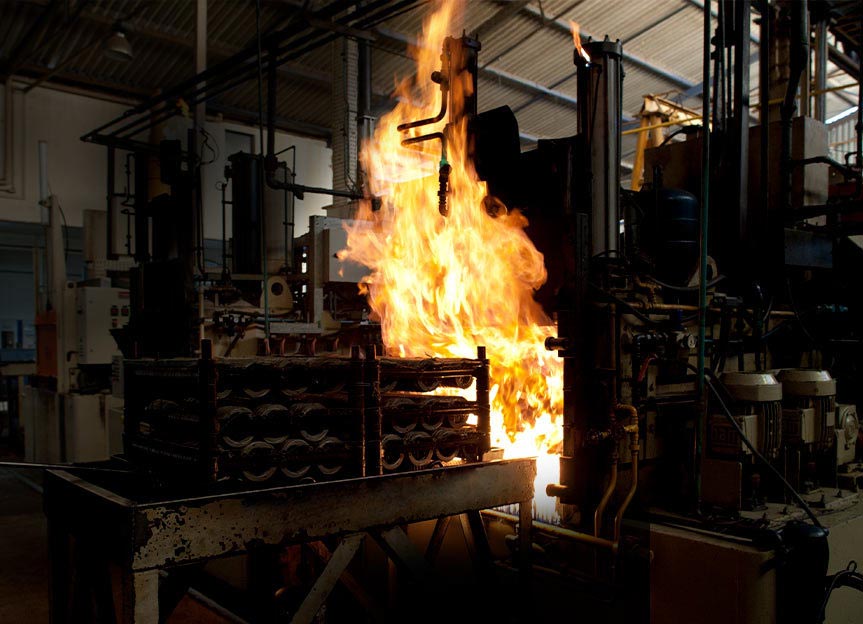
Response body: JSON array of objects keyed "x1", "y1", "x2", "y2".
[{"x1": 0, "y1": 85, "x2": 333, "y2": 236}]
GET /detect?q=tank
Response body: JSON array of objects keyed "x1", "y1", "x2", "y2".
[{"x1": 638, "y1": 187, "x2": 700, "y2": 284}]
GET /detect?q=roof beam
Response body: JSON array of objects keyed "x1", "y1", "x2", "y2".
[
  {"x1": 374, "y1": 26, "x2": 593, "y2": 115},
  {"x1": 520, "y1": 4, "x2": 695, "y2": 90},
  {"x1": 72, "y1": 7, "x2": 334, "y2": 91}
]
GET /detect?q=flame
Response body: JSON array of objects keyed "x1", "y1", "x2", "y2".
[
  {"x1": 339, "y1": 0, "x2": 563, "y2": 518},
  {"x1": 569, "y1": 20, "x2": 591, "y2": 63}
]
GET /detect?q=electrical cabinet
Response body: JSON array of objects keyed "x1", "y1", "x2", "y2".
[{"x1": 75, "y1": 287, "x2": 129, "y2": 365}]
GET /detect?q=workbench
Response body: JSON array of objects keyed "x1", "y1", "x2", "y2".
[{"x1": 44, "y1": 457, "x2": 536, "y2": 623}]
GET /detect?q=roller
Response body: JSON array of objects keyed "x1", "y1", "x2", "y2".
[
  {"x1": 292, "y1": 403, "x2": 329, "y2": 442},
  {"x1": 241, "y1": 441, "x2": 277, "y2": 482},
  {"x1": 382, "y1": 433, "x2": 405, "y2": 471},
  {"x1": 405, "y1": 431, "x2": 434, "y2": 467},
  {"x1": 383, "y1": 397, "x2": 418, "y2": 434},
  {"x1": 280, "y1": 438, "x2": 312, "y2": 479},
  {"x1": 218, "y1": 406, "x2": 255, "y2": 448},
  {"x1": 255, "y1": 403, "x2": 290, "y2": 444},
  {"x1": 315, "y1": 436, "x2": 345, "y2": 476},
  {"x1": 433, "y1": 429, "x2": 461, "y2": 462}
]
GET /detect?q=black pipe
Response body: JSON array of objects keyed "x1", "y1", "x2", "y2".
[
  {"x1": 266, "y1": 45, "x2": 277, "y2": 165},
  {"x1": 106, "y1": 146, "x2": 116, "y2": 259},
  {"x1": 759, "y1": 0, "x2": 770, "y2": 224},
  {"x1": 780, "y1": 0, "x2": 809, "y2": 213},
  {"x1": 81, "y1": 0, "x2": 359, "y2": 140},
  {"x1": 83, "y1": 0, "x2": 389, "y2": 143},
  {"x1": 857, "y1": 12, "x2": 862, "y2": 168}
]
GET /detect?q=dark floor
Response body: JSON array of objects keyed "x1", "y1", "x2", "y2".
[
  {"x1": 0, "y1": 469, "x2": 50, "y2": 623},
  {"x1": 0, "y1": 466, "x2": 231, "y2": 623}
]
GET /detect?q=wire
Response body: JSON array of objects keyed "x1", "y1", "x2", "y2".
[
  {"x1": 199, "y1": 126, "x2": 219, "y2": 165},
  {"x1": 651, "y1": 274, "x2": 726, "y2": 292},
  {"x1": 818, "y1": 561, "x2": 862, "y2": 623},
  {"x1": 698, "y1": 369, "x2": 823, "y2": 528}
]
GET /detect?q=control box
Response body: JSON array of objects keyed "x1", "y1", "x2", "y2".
[{"x1": 76, "y1": 287, "x2": 130, "y2": 365}]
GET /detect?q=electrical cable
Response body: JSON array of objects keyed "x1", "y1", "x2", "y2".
[
  {"x1": 818, "y1": 561, "x2": 862, "y2": 623},
  {"x1": 695, "y1": 367, "x2": 823, "y2": 528}
]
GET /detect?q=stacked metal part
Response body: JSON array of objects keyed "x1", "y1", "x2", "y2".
[
  {"x1": 716, "y1": 372, "x2": 784, "y2": 459},
  {"x1": 123, "y1": 345, "x2": 491, "y2": 485},
  {"x1": 214, "y1": 355, "x2": 365, "y2": 483},
  {"x1": 377, "y1": 348, "x2": 491, "y2": 473}
]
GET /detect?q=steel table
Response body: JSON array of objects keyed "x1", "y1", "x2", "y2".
[{"x1": 44, "y1": 457, "x2": 535, "y2": 623}]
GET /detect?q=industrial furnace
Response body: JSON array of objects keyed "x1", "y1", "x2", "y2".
[{"x1": 35, "y1": 0, "x2": 863, "y2": 621}]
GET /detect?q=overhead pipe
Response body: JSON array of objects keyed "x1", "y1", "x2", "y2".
[{"x1": 262, "y1": 45, "x2": 361, "y2": 201}]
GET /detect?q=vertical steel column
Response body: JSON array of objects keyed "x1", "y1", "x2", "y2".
[
  {"x1": 199, "y1": 339, "x2": 218, "y2": 483},
  {"x1": 475, "y1": 346, "x2": 491, "y2": 455},
  {"x1": 106, "y1": 147, "x2": 118, "y2": 259},
  {"x1": 696, "y1": 0, "x2": 713, "y2": 508},
  {"x1": 349, "y1": 346, "x2": 366, "y2": 476},
  {"x1": 813, "y1": 15, "x2": 828, "y2": 122},
  {"x1": 133, "y1": 151, "x2": 150, "y2": 263},
  {"x1": 577, "y1": 39, "x2": 624, "y2": 257},
  {"x1": 363, "y1": 345, "x2": 382, "y2": 476},
  {"x1": 731, "y1": 0, "x2": 750, "y2": 264}
]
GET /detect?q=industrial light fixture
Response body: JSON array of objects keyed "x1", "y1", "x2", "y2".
[{"x1": 103, "y1": 30, "x2": 133, "y2": 62}]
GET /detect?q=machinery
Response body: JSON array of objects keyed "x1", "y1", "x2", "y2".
[{"x1": 36, "y1": 0, "x2": 862, "y2": 621}]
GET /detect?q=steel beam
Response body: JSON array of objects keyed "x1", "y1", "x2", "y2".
[
  {"x1": 43, "y1": 458, "x2": 536, "y2": 571},
  {"x1": 374, "y1": 27, "x2": 584, "y2": 112},
  {"x1": 520, "y1": 4, "x2": 696, "y2": 90}
]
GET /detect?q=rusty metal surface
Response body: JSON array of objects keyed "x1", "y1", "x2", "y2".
[{"x1": 44, "y1": 458, "x2": 535, "y2": 572}]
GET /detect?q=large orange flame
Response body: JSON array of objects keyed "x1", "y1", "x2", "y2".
[{"x1": 339, "y1": 0, "x2": 563, "y2": 518}]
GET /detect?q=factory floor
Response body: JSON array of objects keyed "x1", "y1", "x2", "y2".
[{"x1": 0, "y1": 453, "x2": 229, "y2": 623}]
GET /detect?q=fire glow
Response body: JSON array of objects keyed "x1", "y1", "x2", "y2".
[
  {"x1": 338, "y1": 0, "x2": 563, "y2": 518},
  {"x1": 570, "y1": 20, "x2": 591, "y2": 63}
]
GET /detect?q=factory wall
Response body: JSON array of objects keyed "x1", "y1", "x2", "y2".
[
  {"x1": 0, "y1": 85, "x2": 333, "y2": 235},
  {"x1": 0, "y1": 85, "x2": 333, "y2": 357}
]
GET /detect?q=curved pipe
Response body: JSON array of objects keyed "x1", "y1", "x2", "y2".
[
  {"x1": 613, "y1": 405, "x2": 640, "y2": 543},
  {"x1": 593, "y1": 455, "x2": 618, "y2": 538},
  {"x1": 397, "y1": 79, "x2": 449, "y2": 132}
]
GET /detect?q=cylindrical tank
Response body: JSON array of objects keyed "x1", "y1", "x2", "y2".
[
  {"x1": 721, "y1": 372, "x2": 784, "y2": 458},
  {"x1": 639, "y1": 188, "x2": 700, "y2": 284},
  {"x1": 777, "y1": 369, "x2": 837, "y2": 449},
  {"x1": 228, "y1": 153, "x2": 291, "y2": 275}
]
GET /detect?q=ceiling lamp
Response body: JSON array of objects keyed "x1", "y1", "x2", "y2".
[{"x1": 103, "y1": 30, "x2": 133, "y2": 62}]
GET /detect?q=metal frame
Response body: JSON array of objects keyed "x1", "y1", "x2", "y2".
[{"x1": 44, "y1": 457, "x2": 535, "y2": 623}]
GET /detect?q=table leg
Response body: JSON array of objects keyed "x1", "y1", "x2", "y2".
[
  {"x1": 120, "y1": 569, "x2": 159, "y2": 624},
  {"x1": 48, "y1": 517, "x2": 71, "y2": 624}
]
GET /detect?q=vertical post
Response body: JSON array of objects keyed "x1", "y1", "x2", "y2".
[
  {"x1": 199, "y1": 338, "x2": 217, "y2": 482},
  {"x1": 696, "y1": 0, "x2": 713, "y2": 510},
  {"x1": 363, "y1": 344, "x2": 382, "y2": 476},
  {"x1": 731, "y1": 0, "x2": 750, "y2": 272},
  {"x1": 476, "y1": 346, "x2": 490, "y2": 455},
  {"x1": 518, "y1": 497, "x2": 533, "y2": 585},
  {"x1": 133, "y1": 150, "x2": 150, "y2": 263},
  {"x1": 47, "y1": 517, "x2": 71, "y2": 624},
  {"x1": 349, "y1": 345, "x2": 366, "y2": 476},
  {"x1": 120, "y1": 570, "x2": 159, "y2": 624},
  {"x1": 813, "y1": 16, "x2": 827, "y2": 122},
  {"x1": 106, "y1": 147, "x2": 118, "y2": 259}
]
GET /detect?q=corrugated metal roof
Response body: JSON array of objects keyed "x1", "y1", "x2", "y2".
[{"x1": 1, "y1": 0, "x2": 859, "y2": 147}]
